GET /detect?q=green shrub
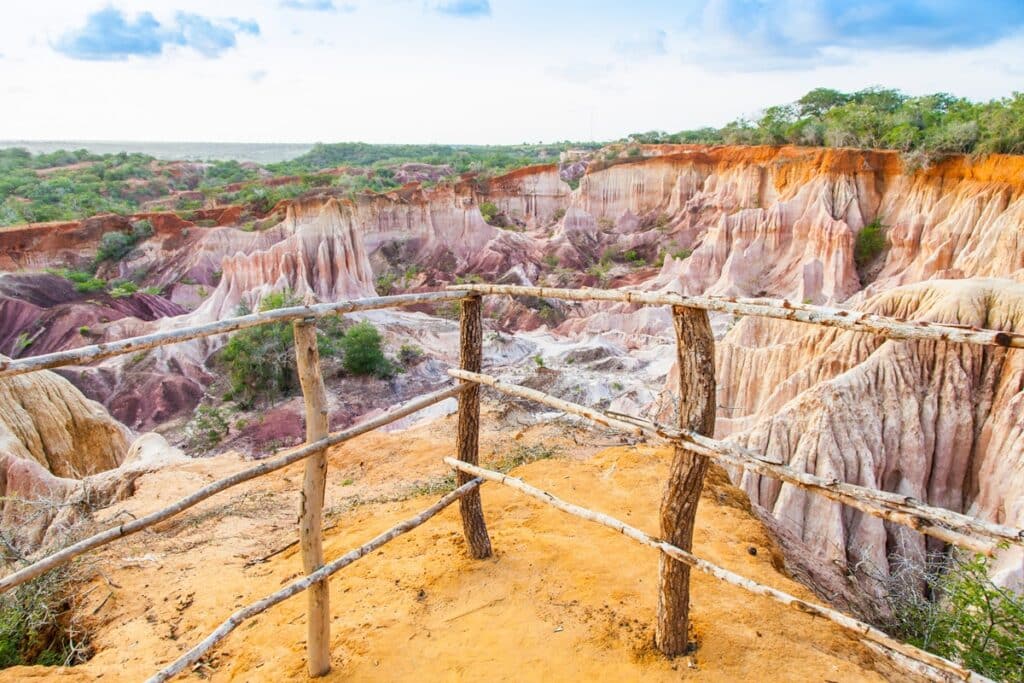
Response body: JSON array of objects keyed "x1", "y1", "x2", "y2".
[
  {"x1": 108, "y1": 281, "x2": 138, "y2": 298},
  {"x1": 78, "y1": 326, "x2": 90, "y2": 336},
  {"x1": 14, "y1": 332, "x2": 31, "y2": 351},
  {"x1": 184, "y1": 405, "x2": 230, "y2": 453},
  {"x1": 0, "y1": 564, "x2": 89, "y2": 667},
  {"x1": 73, "y1": 277, "x2": 106, "y2": 294},
  {"x1": 533, "y1": 354, "x2": 545, "y2": 367},
  {"x1": 219, "y1": 291, "x2": 344, "y2": 408},
  {"x1": 398, "y1": 344, "x2": 424, "y2": 365},
  {"x1": 94, "y1": 220, "x2": 153, "y2": 265},
  {"x1": 479, "y1": 201, "x2": 499, "y2": 224},
  {"x1": 886, "y1": 552, "x2": 1023, "y2": 681},
  {"x1": 340, "y1": 321, "x2": 394, "y2": 377},
  {"x1": 855, "y1": 219, "x2": 887, "y2": 269},
  {"x1": 552, "y1": 208, "x2": 566, "y2": 222},
  {"x1": 624, "y1": 250, "x2": 645, "y2": 266}
]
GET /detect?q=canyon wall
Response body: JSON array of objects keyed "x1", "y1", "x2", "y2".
[{"x1": 715, "y1": 278, "x2": 1024, "y2": 595}]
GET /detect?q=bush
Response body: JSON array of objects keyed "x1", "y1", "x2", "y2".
[
  {"x1": 219, "y1": 291, "x2": 344, "y2": 408},
  {"x1": 94, "y1": 220, "x2": 153, "y2": 265},
  {"x1": 855, "y1": 219, "x2": 887, "y2": 269},
  {"x1": 479, "y1": 201, "x2": 499, "y2": 224},
  {"x1": 398, "y1": 343, "x2": 424, "y2": 365},
  {"x1": 108, "y1": 281, "x2": 138, "y2": 298},
  {"x1": 0, "y1": 565, "x2": 89, "y2": 667},
  {"x1": 340, "y1": 321, "x2": 394, "y2": 377},
  {"x1": 885, "y1": 552, "x2": 1024, "y2": 681},
  {"x1": 184, "y1": 405, "x2": 230, "y2": 452}
]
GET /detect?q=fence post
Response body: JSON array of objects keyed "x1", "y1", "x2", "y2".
[
  {"x1": 456, "y1": 294, "x2": 493, "y2": 559},
  {"x1": 293, "y1": 317, "x2": 331, "y2": 676},
  {"x1": 655, "y1": 305, "x2": 716, "y2": 657}
]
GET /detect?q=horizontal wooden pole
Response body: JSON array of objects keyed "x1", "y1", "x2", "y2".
[
  {"x1": 0, "y1": 384, "x2": 466, "y2": 595},
  {"x1": 147, "y1": 478, "x2": 484, "y2": 683},
  {"x1": 444, "y1": 457, "x2": 991, "y2": 683},
  {"x1": 447, "y1": 284, "x2": 1024, "y2": 349},
  {"x1": 0, "y1": 290, "x2": 471, "y2": 378},
  {"x1": 448, "y1": 369, "x2": 1023, "y2": 553}
]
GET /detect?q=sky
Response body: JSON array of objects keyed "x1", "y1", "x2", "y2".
[{"x1": 2, "y1": 0, "x2": 1024, "y2": 144}]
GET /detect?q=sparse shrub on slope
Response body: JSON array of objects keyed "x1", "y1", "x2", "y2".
[
  {"x1": 885, "y1": 552, "x2": 1024, "y2": 682},
  {"x1": 0, "y1": 564, "x2": 89, "y2": 667}
]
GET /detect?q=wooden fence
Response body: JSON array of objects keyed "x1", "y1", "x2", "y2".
[{"x1": 1, "y1": 285, "x2": 1021, "y2": 683}]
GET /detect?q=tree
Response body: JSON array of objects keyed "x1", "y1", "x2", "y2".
[
  {"x1": 797, "y1": 87, "x2": 849, "y2": 117},
  {"x1": 340, "y1": 321, "x2": 393, "y2": 377}
]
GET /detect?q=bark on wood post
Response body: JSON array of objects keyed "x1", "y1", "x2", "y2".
[
  {"x1": 456, "y1": 294, "x2": 493, "y2": 559},
  {"x1": 293, "y1": 317, "x2": 331, "y2": 677},
  {"x1": 655, "y1": 305, "x2": 716, "y2": 657}
]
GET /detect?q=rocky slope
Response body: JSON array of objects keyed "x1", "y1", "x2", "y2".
[
  {"x1": 716, "y1": 278, "x2": 1024, "y2": 599},
  {"x1": 0, "y1": 365, "x2": 184, "y2": 557}
]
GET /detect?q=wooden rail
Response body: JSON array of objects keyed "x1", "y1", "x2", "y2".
[
  {"x1": 447, "y1": 284, "x2": 1024, "y2": 349},
  {"x1": 444, "y1": 458, "x2": 992, "y2": 683},
  {"x1": 447, "y1": 368, "x2": 1024, "y2": 553},
  {"x1": 0, "y1": 384, "x2": 466, "y2": 595},
  {"x1": 147, "y1": 478, "x2": 484, "y2": 683},
  {"x1": 0, "y1": 290, "x2": 471, "y2": 379}
]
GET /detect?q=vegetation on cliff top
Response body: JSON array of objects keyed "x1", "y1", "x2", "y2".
[
  {"x1": 3, "y1": 87, "x2": 1023, "y2": 226},
  {"x1": 627, "y1": 87, "x2": 1024, "y2": 161}
]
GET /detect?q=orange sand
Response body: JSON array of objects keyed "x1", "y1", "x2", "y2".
[{"x1": 2, "y1": 411, "x2": 896, "y2": 682}]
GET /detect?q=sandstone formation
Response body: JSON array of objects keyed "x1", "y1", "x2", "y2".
[
  {"x1": 715, "y1": 278, "x2": 1024, "y2": 597},
  {"x1": 0, "y1": 364, "x2": 188, "y2": 558}
]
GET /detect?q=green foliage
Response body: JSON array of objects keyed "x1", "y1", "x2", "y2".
[
  {"x1": 219, "y1": 291, "x2": 345, "y2": 408},
  {"x1": 533, "y1": 353, "x2": 545, "y2": 368},
  {"x1": 78, "y1": 326, "x2": 90, "y2": 336},
  {"x1": 340, "y1": 321, "x2": 394, "y2": 377},
  {"x1": 0, "y1": 565, "x2": 88, "y2": 667},
  {"x1": 398, "y1": 343, "x2": 424, "y2": 365},
  {"x1": 624, "y1": 249, "x2": 645, "y2": 266},
  {"x1": 0, "y1": 148, "x2": 158, "y2": 225},
  {"x1": 14, "y1": 332, "x2": 31, "y2": 352},
  {"x1": 886, "y1": 552, "x2": 1024, "y2": 681},
  {"x1": 94, "y1": 220, "x2": 153, "y2": 265},
  {"x1": 543, "y1": 253, "x2": 559, "y2": 269},
  {"x1": 53, "y1": 268, "x2": 107, "y2": 294},
  {"x1": 200, "y1": 160, "x2": 259, "y2": 187},
  {"x1": 375, "y1": 272, "x2": 397, "y2": 295},
  {"x1": 854, "y1": 219, "x2": 887, "y2": 269},
  {"x1": 478, "y1": 201, "x2": 499, "y2": 224},
  {"x1": 552, "y1": 207, "x2": 566, "y2": 222},
  {"x1": 642, "y1": 88, "x2": 1024, "y2": 159},
  {"x1": 184, "y1": 405, "x2": 231, "y2": 453},
  {"x1": 108, "y1": 281, "x2": 138, "y2": 298},
  {"x1": 268, "y1": 141, "x2": 600, "y2": 176}
]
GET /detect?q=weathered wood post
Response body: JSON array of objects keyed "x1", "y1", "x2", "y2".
[
  {"x1": 655, "y1": 305, "x2": 716, "y2": 657},
  {"x1": 455, "y1": 294, "x2": 493, "y2": 559},
  {"x1": 293, "y1": 316, "x2": 331, "y2": 677}
]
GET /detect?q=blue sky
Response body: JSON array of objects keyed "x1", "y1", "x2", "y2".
[{"x1": 2, "y1": 1, "x2": 1023, "y2": 143}]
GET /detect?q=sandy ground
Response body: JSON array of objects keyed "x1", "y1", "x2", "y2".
[{"x1": 2, "y1": 408, "x2": 896, "y2": 682}]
